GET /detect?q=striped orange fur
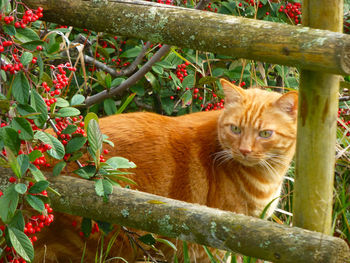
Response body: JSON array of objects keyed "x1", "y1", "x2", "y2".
[{"x1": 35, "y1": 79, "x2": 298, "y2": 262}]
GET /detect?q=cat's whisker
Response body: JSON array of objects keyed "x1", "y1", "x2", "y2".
[
  {"x1": 259, "y1": 159, "x2": 280, "y2": 180},
  {"x1": 213, "y1": 149, "x2": 233, "y2": 167}
]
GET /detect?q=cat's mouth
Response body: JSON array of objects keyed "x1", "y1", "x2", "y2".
[{"x1": 235, "y1": 154, "x2": 261, "y2": 167}]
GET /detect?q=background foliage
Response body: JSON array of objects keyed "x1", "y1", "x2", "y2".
[{"x1": 0, "y1": 0, "x2": 349, "y2": 262}]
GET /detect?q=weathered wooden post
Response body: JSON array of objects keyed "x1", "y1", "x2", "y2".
[{"x1": 293, "y1": 0, "x2": 343, "y2": 234}]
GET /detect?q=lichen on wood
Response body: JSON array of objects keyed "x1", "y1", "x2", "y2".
[{"x1": 22, "y1": 0, "x2": 350, "y2": 75}]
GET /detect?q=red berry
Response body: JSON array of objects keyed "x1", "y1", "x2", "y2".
[{"x1": 9, "y1": 177, "x2": 16, "y2": 183}]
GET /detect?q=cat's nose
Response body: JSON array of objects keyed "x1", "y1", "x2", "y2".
[{"x1": 239, "y1": 147, "x2": 252, "y2": 156}]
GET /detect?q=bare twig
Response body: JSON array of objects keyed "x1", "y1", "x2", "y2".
[
  {"x1": 339, "y1": 96, "x2": 350, "y2": 102},
  {"x1": 84, "y1": 55, "x2": 118, "y2": 76},
  {"x1": 121, "y1": 226, "x2": 160, "y2": 263},
  {"x1": 115, "y1": 41, "x2": 152, "y2": 76},
  {"x1": 84, "y1": 0, "x2": 211, "y2": 108}
]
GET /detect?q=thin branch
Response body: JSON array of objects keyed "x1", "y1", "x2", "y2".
[
  {"x1": 339, "y1": 96, "x2": 350, "y2": 102},
  {"x1": 84, "y1": 55, "x2": 118, "y2": 76},
  {"x1": 83, "y1": 0, "x2": 211, "y2": 107},
  {"x1": 121, "y1": 226, "x2": 160, "y2": 263},
  {"x1": 115, "y1": 41, "x2": 152, "y2": 77}
]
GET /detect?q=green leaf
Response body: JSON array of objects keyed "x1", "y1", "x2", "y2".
[
  {"x1": 34, "y1": 131, "x2": 65, "y2": 159},
  {"x1": 53, "y1": 161, "x2": 66, "y2": 176},
  {"x1": 20, "y1": 52, "x2": 33, "y2": 66},
  {"x1": 25, "y1": 195, "x2": 45, "y2": 212},
  {"x1": 198, "y1": 76, "x2": 217, "y2": 85},
  {"x1": 55, "y1": 98, "x2": 70, "y2": 107},
  {"x1": 105, "y1": 157, "x2": 136, "y2": 169},
  {"x1": 3, "y1": 25, "x2": 16, "y2": 36},
  {"x1": 12, "y1": 72, "x2": 30, "y2": 104},
  {"x1": 57, "y1": 107, "x2": 81, "y2": 117},
  {"x1": 183, "y1": 241, "x2": 190, "y2": 263},
  {"x1": 104, "y1": 172, "x2": 136, "y2": 186},
  {"x1": 46, "y1": 42, "x2": 59, "y2": 54},
  {"x1": 28, "y1": 181, "x2": 49, "y2": 194},
  {"x1": 28, "y1": 150, "x2": 42, "y2": 162},
  {"x1": 15, "y1": 27, "x2": 40, "y2": 42},
  {"x1": 65, "y1": 136, "x2": 87, "y2": 154},
  {"x1": 0, "y1": 98, "x2": 10, "y2": 112},
  {"x1": 67, "y1": 151, "x2": 83, "y2": 162},
  {"x1": 120, "y1": 46, "x2": 142, "y2": 58},
  {"x1": 105, "y1": 74, "x2": 112, "y2": 89},
  {"x1": 29, "y1": 163, "x2": 46, "y2": 181},
  {"x1": 181, "y1": 90, "x2": 192, "y2": 107},
  {"x1": 155, "y1": 238, "x2": 177, "y2": 251},
  {"x1": 182, "y1": 74, "x2": 195, "y2": 89},
  {"x1": 96, "y1": 221, "x2": 112, "y2": 235},
  {"x1": 103, "y1": 98, "x2": 117, "y2": 115},
  {"x1": 70, "y1": 94, "x2": 85, "y2": 106},
  {"x1": 0, "y1": 185, "x2": 19, "y2": 223},
  {"x1": 61, "y1": 125, "x2": 78, "y2": 134},
  {"x1": 111, "y1": 77, "x2": 125, "y2": 87},
  {"x1": 17, "y1": 154, "x2": 30, "y2": 177},
  {"x1": 145, "y1": 72, "x2": 160, "y2": 92},
  {"x1": 14, "y1": 183, "x2": 27, "y2": 194},
  {"x1": 31, "y1": 88, "x2": 48, "y2": 127},
  {"x1": 8, "y1": 211, "x2": 25, "y2": 231},
  {"x1": 138, "y1": 234, "x2": 156, "y2": 246},
  {"x1": 94, "y1": 179, "x2": 113, "y2": 198},
  {"x1": 2, "y1": 127, "x2": 20, "y2": 154},
  {"x1": 6, "y1": 147, "x2": 21, "y2": 178},
  {"x1": 84, "y1": 112, "x2": 99, "y2": 132},
  {"x1": 203, "y1": 246, "x2": 219, "y2": 263},
  {"x1": 8, "y1": 227, "x2": 34, "y2": 261},
  {"x1": 160, "y1": 97, "x2": 174, "y2": 115},
  {"x1": 37, "y1": 55, "x2": 44, "y2": 80},
  {"x1": 16, "y1": 104, "x2": 38, "y2": 119},
  {"x1": 87, "y1": 119, "x2": 102, "y2": 162},
  {"x1": 21, "y1": 40, "x2": 45, "y2": 51},
  {"x1": 12, "y1": 117, "x2": 34, "y2": 140},
  {"x1": 152, "y1": 65, "x2": 164, "y2": 75},
  {"x1": 81, "y1": 218, "x2": 92, "y2": 238},
  {"x1": 130, "y1": 85, "x2": 145, "y2": 96},
  {"x1": 116, "y1": 93, "x2": 136, "y2": 114},
  {"x1": 73, "y1": 165, "x2": 96, "y2": 179}
]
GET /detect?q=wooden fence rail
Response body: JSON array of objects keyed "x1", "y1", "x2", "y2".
[
  {"x1": 23, "y1": 0, "x2": 350, "y2": 75},
  {"x1": 0, "y1": 170, "x2": 348, "y2": 263}
]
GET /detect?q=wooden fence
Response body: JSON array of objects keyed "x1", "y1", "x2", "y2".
[{"x1": 20, "y1": 0, "x2": 350, "y2": 262}]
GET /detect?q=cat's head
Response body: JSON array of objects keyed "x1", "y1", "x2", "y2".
[{"x1": 217, "y1": 79, "x2": 298, "y2": 168}]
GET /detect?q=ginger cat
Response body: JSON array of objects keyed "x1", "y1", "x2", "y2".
[{"x1": 35, "y1": 79, "x2": 298, "y2": 262}]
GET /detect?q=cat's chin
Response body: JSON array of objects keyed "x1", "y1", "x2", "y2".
[{"x1": 235, "y1": 157, "x2": 261, "y2": 167}]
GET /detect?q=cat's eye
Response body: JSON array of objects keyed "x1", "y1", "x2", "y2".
[
  {"x1": 231, "y1": 125, "x2": 241, "y2": 134},
  {"x1": 259, "y1": 130, "x2": 273, "y2": 138}
]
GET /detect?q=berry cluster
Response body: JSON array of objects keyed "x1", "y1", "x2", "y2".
[
  {"x1": 0, "y1": 180, "x2": 54, "y2": 263},
  {"x1": 338, "y1": 108, "x2": 350, "y2": 136},
  {"x1": 31, "y1": 144, "x2": 52, "y2": 169},
  {"x1": 244, "y1": 0, "x2": 264, "y2": 8},
  {"x1": 12, "y1": 7, "x2": 43, "y2": 28},
  {"x1": 156, "y1": 0, "x2": 174, "y2": 5},
  {"x1": 204, "y1": 2, "x2": 218, "y2": 12},
  {"x1": 278, "y1": 2, "x2": 302, "y2": 24},
  {"x1": 173, "y1": 61, "x2": 190, "y2": 83}
]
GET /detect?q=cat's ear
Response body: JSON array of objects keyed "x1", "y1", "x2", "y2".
[
  {"x1": 274, "y1": 91, "x2": 298, "y2": 118},
  {"x1": 220, "y1": 79, "x2": 245, "y2": 104}
]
